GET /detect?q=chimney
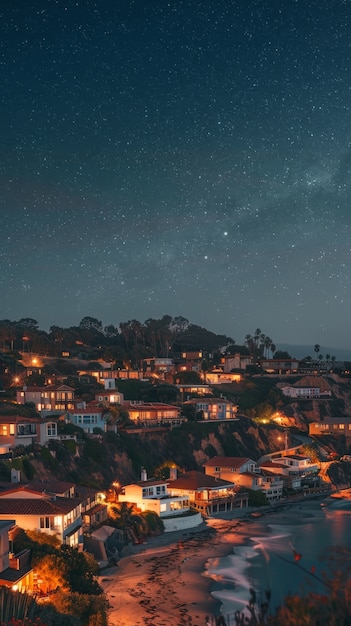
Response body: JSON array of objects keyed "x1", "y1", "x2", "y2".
[
  {"x1": 169, "y1": 467, "x2": 178, "y2": 481},
  {"x1": 141, "y1": 467, "x2": 147, "y2": 482}
]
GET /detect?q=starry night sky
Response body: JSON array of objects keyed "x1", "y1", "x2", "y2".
[{"x1": 1, "y1": 0, "x2": 351, "y2": 349}]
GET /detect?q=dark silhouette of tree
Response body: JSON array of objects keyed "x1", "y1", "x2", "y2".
[
  {"x1": 79, "y1": 317, "x2": 103, "y2": 333},
  {"x1": 18, "y1": 318, "x2": 39, "y2": 331},
  {"x1": 273, "y1": 350, "x2": 291, "y2": 359},
  {"x1": 314, "y1": 344, "x2": 321, "y2": 364},
  {"x1": 245, "y1": 334, "x2": 254, "y2": 356},
  {"x1": 103, "y1": 324, "x2": 119, "y2": 338},
  {"x1": 245, "y1": 330, "x2": 275, "y2": 361}
]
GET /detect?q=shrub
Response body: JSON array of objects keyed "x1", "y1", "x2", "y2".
[
  {"x1": 22, "y1": 458, "x2": 35, "y2": 480},
  {"x1": 62, "y1": 439, "x2": 77, "y2": 454}
]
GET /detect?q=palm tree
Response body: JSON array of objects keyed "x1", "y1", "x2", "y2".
[
  {"x1": 264, "y1": 336, "x2": 274, "y2": 358},
  {"x1": 245, "y1": 334, "x2": 254, "y2": 356},
  {"x1": 110, "y1": 502, "x2": 147, "y2": 544},
  {"x1": 254, "y1": 328, "x2": 262, "y2": 348},
  {"x1": 314, "y1": 344, "x2": 320, "y2": 365}
]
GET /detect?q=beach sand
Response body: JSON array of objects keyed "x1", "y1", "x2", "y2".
[{"x1": 98, "y1": 500, "x2": 325, "y2": 626}]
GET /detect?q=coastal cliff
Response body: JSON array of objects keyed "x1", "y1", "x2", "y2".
[
  {"x1": 7, "y1": 375, "x2": 351, "y2": 491},
  {"x1": 23, "y1": 417, "x2": 285, "y2": 488}
]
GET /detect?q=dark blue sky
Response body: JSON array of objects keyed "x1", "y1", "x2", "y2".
[{"x1": 1, "y1": 0, "x2": 351, "y2": 348}]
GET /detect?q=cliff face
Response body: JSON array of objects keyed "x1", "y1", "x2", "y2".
[
  {"x1": 279, "y1": 375, "x2": 351, "y2": 430},
  {"x1": 20, "y1": 376, "x2": 351, "y2": 490},
  {"x1": 24, "y1": 418, "x2": 287, "y2": 488}
]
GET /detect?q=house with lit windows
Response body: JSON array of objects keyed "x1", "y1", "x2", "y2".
[
  {"x1": 271, "y1": 454, "x2": 320, "y2": 477},
  {"x1": 95, "y1": 389, "x2": 124, "y2": 405},
  {"x1": 122, "y1": 401, "x2": 182, "y2": 425},
  {"x1": 167, "y1": 469, "x2": 248, "y2": 515},
  {"x1": 0, "y1": 485, "x2": 83, "y2": 547},
  {"x1": 202, "y1": 370, "x2": 242, "y2": 384},
  {"x1": 118, "y1": 469, "x2": 190, "y2": 519},
  {"x1": 16, "y1": 384, "x2": 75, "y2": 413},
  {"x1": 183, "y1": 398, "x2": 238, "y2": 421},
  {"x1": 0, "y1": 415, "x2": 73, "y2": 453},
  {"x1": 309, "y1": 418, "x2": 351, "y2": 437},
  {"x1": 0, "y1": 415, "x2": 39, "y2": 454},
  {"x1": 0, "y1": 520, "x2": 33, "y2": 592},
  {"x1": 203, "y1": 456, "x2": 284, "y2": 503}
]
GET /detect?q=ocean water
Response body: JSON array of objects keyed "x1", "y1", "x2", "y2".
[{"x1": 206, "y1": 499, "x2": 351, "y2": 622}]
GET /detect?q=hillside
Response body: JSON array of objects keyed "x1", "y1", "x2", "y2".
[{"x1": 7, "y1": 418, "x2": 286, "y2": 489}]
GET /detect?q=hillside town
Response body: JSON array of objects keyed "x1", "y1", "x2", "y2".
[{"x1": 1, "y1": 317, "x2": 351, "y2": 624}]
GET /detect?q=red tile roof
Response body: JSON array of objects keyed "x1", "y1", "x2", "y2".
[
  {"x1": 25, "y1": 480, "x2": 75, "y2": 495},
  {"x1": 0, "y1": 416, "x2": 39, "y2": 424},
  {"x1": 0, "y1": 497, "x2": 82, "y2": 515},
  {"x1": 168, "y1": 470, "x2": 233, "y2": 490}
]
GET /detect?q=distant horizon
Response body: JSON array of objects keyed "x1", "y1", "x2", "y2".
[{"x1": 275, "y1": 343, "x2": 351, "y2": 362}]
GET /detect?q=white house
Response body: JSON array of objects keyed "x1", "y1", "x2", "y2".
[
  {"x1": 280, "y1": 385, "x2": 328, "y2": 399},
  {"x1": 271, "y1": 455, "x2": 319, "y2": 477},
  {"x1": 203, "y1": 456, "x2": 284, "y2": 503},
  {"x1": 259, "y1": 460, "x2": 302, "y2": 491},
  {"x1": 0, "y1": 486, "x2": 83, "y2": 547},
  {"x1": 118, "y1": 471, "x2": 190, "y2": 519}
]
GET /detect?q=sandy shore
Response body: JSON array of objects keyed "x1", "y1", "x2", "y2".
[{"x1": 98, "y1": 499, "x2": 326, "y2": 626}]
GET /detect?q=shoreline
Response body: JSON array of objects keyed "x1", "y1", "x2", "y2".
[{"x1": 98, "y1": 497, "x2": 329, "y2": 626}]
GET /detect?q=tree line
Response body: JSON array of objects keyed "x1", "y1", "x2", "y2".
[{"x1": 0, "y1": 315, "x2": 240, "y2": 368}]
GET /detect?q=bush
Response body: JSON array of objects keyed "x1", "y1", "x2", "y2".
[
  {"x1": 62, "y1": 439, "x2": 77, "y2": 454},
  {"x1": 22, "y1": 457, "x2": 35, "y2": 480},
  {"x1": 248, "y1": 489, "x2": 269, "y2": 507},
  {"x1": 142, "y1": 510, "x2": 164, "y2": 534},
  {"x1": 40, "y1": 446, "x2": 60, "y2": 471},
  {"x1": 84, "y1": 438, "x2": 105, "y2": 464},
  {"x1": 47, "y1": 590, "x2": 108, "y2": 626}
]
